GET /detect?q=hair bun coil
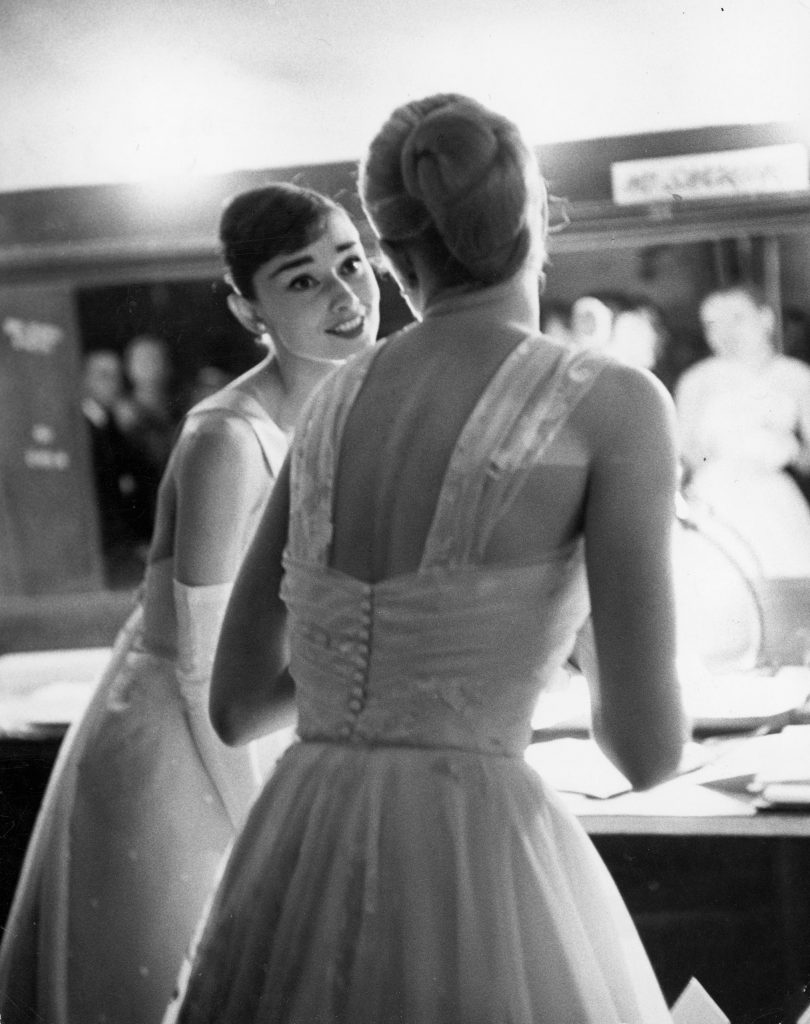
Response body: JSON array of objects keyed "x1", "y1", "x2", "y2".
[{"x1": 400, "y1": 104, "x2": 500, "y2": 210}]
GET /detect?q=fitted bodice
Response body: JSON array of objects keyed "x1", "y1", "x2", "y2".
[{"x1": 282, "y1": 326, "x2": 607, "y2": 756}]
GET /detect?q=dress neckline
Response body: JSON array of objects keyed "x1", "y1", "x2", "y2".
[{"x1": 188, "y1": 387, "x2": 288, "y2": 443}]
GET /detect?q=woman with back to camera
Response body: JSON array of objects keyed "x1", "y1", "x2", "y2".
[
  {"x1": 0, "y1": 183, "x2": 380, "y2": 1024},
  {"x1": 169, "y1": 95, "x2": 684, "y2": 1023}
]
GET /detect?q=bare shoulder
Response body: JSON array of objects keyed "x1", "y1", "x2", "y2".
[
  {"x1": 174, "y1": 409, "x2": 266, "y2": 484},
  {"x1": 180, "y1": 408, "x2": 259, "y2": 452},
  {"x1": 576, "y1": 360, "x2": 676, "y2": 449}
]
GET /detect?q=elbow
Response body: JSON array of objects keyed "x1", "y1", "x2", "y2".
[
  {"x1": 619, "y1": 730, "x2": 684, "y2": 792},
  {"x1": 623, "y1": 747, "x2": 681, "y2": 791},
  {"x1": 209, "y1": 699, "x2": 252, "y2": 747},
  {"x1": 595, "y1": 713, "x2": 685, "y2": 792}
]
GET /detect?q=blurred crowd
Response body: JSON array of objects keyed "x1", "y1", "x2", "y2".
[
  {"x1": 542, "y1": 285, "x2": 810, "y2": 585},
  {"x1": 80, "y1": 334, "x2": 236, "y2": 586}
]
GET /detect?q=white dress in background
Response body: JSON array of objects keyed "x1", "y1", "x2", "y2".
[
  {"x1": 676, "y1": 353, "x2": 810, "y2": 579},
  {"x1": 0, "y1": 388, "x2": 289, "y2": 1024},
  {"x1": 168, "y1": 336, "x2": 673, "y2": 1024}
]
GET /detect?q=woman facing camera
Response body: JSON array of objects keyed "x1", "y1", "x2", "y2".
[
  {"x1": 0, "y1": 183, "x2": 379, "y2": 1024},
  {"x1": 169, "y1": 95, "x2": 684, "y2": 1023},
  {"x1": 676, "y1": 283, "x2": 810, "y2": 579}
]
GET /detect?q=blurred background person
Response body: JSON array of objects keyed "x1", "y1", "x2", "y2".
[
  {"x1": 117, "y1": 333, "x2": 180, "y2": 491},
  {"x1": 80, "y1": 348, "x2": 153, "y2": 586},
  {"x1": 604, "y1": 295, "x2": 689, "y2": 394},
  {"x1": 607, "y1": 297, "x2": 665, "y2": 370},
  {"x1": 183, "y1": 364, "x2": 235, "y2": 412},
  {"x1": 568, "y1": 291, "x2": 625, "y2": 352},
  {"x1": 539, "y1": 297, "x2": 573, "y2": 346},
  {"x1": 675, "y1": 283, "x2": 810, "y2": 579}
]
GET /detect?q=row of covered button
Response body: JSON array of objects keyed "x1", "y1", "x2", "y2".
[{"x1": 338, "y1": 593, "x2": 373, "y2": 739}]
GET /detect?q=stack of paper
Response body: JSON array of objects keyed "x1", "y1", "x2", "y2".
[
  {"x1": 750, "y1": 724, "x2": 810, "y2": 810},
  {"x1": 682, "y1": 667, "x2": 810, "y2": 734}
]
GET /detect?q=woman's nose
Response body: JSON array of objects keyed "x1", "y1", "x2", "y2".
[{"x1": 327, "y1": 275, "x2": 359, "y2": 309}]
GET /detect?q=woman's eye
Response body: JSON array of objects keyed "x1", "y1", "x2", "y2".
[
  {"x1": 288, "y1": 274, "x2": 317, "y2": 291},
  {"x1": 341, "y1": 256, "x2": 363, "y2": 276}
]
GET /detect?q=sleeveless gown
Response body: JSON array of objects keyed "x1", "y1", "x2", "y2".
[
  {"x1": 0, "y1": 389, "x2": 289, "y2": 1024},
  {"x1": 170, "y1": 336, "x2": 674, "y2": 1023}
]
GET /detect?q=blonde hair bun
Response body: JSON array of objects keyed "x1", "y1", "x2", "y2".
[{"x1": 362, "y1": 94, "x2": 545, "y2": 285}]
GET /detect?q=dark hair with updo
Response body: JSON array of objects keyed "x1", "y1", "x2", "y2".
[
  {"x1": 359, "y1": 93, "x2": 547, "y2": 288},
  {"x1": 219, "y1": 183, "x2": 342, "y2": 300}
]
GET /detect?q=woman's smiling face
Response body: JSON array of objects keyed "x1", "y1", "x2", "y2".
[{"x1": 250, "y1": 208, "x2": 380, "y2": 363}]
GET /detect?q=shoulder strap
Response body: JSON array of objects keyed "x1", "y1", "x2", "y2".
[
  {"x1": 286, "y1": 347, "x2": 379, "y2": 565},
  {"x1": 422, "y1": 339, "x2": 605, "y2": 568}
]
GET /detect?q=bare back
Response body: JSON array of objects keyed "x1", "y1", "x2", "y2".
[{"x1": 331, "y1": 315, "x2": 591, "y2": 583}]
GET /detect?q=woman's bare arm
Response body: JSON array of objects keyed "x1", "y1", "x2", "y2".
[
  {"x1": 168, "y1": 414, "x2": 278, "y2": 823},
  {"x1": 581, "y1": 365, "x2": 686, "y2": 790},
  {"x1": 211, "y1": 456, "x2": 296, "y2": 745},
  {"x1": 173, "y1": 416, "x2": 272, "y2": 586}
]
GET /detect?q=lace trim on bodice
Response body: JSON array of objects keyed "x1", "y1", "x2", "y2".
[
  {"x1": 423, "y1": 339, "x2": 602, "y2": 567},
  {"x1": 287, "y1": 353, "x2": 374, "y2": 568}
]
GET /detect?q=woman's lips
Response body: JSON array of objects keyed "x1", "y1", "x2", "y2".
[{"x1": 327, "y1": 313, "x2": 365, "y2": 340}]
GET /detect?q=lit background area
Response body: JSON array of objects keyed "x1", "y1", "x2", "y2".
[{"x1": 1, "y1": 0, "x2": 810, "y2": 192}]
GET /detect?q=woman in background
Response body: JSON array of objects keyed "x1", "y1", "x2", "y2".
[
  {"x1": 169, "y1": 93, "x2": 683, "y2": 1023},
  {"x1": 676, "y1": 283, "x2": 810, "y2": 579},
  {"x1": 0, "y1": 183, "x2": 380, "y2": 1024}
]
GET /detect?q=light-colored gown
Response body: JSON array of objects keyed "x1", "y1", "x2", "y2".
[
  {"x1": 169, "y1": 331, "x2": 673, "y2": 1023},
  {"x1": 675, "y1": 353, "x2": 810, "y2": 579},
  {"x1": 0, "y1": 388, "x2": 289, "y2": 1024}
]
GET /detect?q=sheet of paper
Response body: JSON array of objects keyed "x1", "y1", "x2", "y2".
[
  {"x1": 671, "y1": 977, "x2": 730, "y2": 1024},
  {"x1": 687, "y1": 726, "x2": 810, "y2": 802},
  {"x1": 525, "y1": 738, "x2": 632, "y2": 799}
]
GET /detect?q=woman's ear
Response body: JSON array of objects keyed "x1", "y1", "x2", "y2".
[{"x1": 227, "y1": 293, "x2": 267, "y2": 338}]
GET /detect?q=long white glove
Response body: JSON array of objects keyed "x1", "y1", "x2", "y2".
[{"x1": 174, "y1": 580, "x2": 262, "y2": 830}]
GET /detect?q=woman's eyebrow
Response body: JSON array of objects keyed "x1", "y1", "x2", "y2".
[
  {"x1": 270, "y1": 254, "x2": 314, "y2": 277},
  {"x1": 271, "y1": 241, "x2": 357, "y2": 278}
]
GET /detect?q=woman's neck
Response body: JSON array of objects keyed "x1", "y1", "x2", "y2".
[
  {"x1": 422, "y1": 267, "x2": 540, "y2": 331},
  {"x1": 240, "y1": 351, "x2": 339, "y2": 434}
]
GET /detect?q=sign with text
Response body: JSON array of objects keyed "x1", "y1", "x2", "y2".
[
  {"x1": 0, "y1": 284, "x2": 104, "y2": 596},
  {"x1": 611, "y1": 143, "x2": 809, "y2": 206}
]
